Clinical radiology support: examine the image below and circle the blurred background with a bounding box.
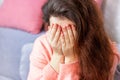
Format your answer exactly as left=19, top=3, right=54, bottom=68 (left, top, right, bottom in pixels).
left=0, top=0, right=120, bottom=80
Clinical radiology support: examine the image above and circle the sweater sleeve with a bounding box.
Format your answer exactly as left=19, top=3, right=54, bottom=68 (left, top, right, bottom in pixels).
left=27, top=36, right=58, bottom=80
left=58, top=61, right=80, bottom=80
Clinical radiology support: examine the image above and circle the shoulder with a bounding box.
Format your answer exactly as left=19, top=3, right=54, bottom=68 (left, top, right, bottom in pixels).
left=33, top=32, right=51, bottom=50
left=31, top=34, right=48, bottom=54
left=33, top=33, right=49, bottom=47
left=35, top=34, right=47, bottom=43
left=29, top=33, right=52, bottom=68
left=32, top=33, right=52, bottom=60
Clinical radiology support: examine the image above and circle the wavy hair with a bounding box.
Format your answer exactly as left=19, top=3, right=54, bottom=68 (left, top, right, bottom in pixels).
left=42, top=0, right=114, bottom=80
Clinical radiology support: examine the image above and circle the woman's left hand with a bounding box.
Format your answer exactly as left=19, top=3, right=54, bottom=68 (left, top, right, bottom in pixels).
left=60, top=24, right=78, bottom=63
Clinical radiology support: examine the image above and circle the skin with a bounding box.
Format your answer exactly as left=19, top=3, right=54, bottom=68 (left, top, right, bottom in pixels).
left=47, top=16, right=78, bottom=73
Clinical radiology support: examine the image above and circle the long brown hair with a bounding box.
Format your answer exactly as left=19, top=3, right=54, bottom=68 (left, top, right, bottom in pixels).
left=42, top=0, right=114, bottom=80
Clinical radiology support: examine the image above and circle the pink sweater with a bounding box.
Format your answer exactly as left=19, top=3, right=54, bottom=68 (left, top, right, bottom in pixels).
left=27, top=34, right=120, bottom=80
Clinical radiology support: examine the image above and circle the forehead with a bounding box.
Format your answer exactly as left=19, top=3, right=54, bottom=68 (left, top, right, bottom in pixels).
left=49, top=16, right=75, bottom=27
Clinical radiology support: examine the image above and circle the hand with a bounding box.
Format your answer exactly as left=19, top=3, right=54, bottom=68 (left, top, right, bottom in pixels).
left=60, top=24, right=78, bottom=63
left=47, top=24, right=64, bottom=72
left=47, top=24, right=63, bottom=55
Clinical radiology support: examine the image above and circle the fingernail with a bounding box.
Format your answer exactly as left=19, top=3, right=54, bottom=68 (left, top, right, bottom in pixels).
left=56, top=24, right=58, bottom=28
left=58, top=25, right=60, bottom=28
left=61, top=30, right=63, bottom=34
left=59, top=25, right=62, bottom=31
left=62, top=27, right=66, bottom=31
left=68, top=24, right=71, bottom=27
left=53, top=24, right=58, bottom=28
left=67, top=25, right=71, bottom=29
left=52, top=24, right=54, bottom=27
left=71, top=25, right=75, bottom=30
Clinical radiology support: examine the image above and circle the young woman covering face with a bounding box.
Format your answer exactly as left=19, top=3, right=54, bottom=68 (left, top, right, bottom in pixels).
left=27, top=0, right=120, bottom=80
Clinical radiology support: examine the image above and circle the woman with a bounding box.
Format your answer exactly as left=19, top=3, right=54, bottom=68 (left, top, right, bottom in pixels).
left=27, top=0, right=120, bottom=80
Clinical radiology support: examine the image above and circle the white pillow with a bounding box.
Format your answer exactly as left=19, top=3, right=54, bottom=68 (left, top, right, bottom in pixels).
left=103, top=0, right=120, bottom=43
left=0, top=0, right=3, bottom=6
left=20, top=43, right=33, bottom=80
left=117, top=44, right=120, bottom=53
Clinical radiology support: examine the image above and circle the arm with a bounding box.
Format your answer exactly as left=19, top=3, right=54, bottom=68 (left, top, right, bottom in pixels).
left=58, top=24, right=80, bottom=80
left=27, top=37, right=58, bottom=80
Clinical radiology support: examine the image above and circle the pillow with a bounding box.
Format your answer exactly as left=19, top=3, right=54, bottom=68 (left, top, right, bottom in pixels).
left=0, top=0, right=47, bottom=34
left=103, top=0, right=120, bottom=43
left=114, top=64, right=120, bottom=80
left=20, top=43, right=33, bottom=80
left=0, top=0, right=3, bottom=6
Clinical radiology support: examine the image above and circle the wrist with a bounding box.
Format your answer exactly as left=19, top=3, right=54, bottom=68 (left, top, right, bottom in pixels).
left=51, top=54, right=65, bottom=65
left=50, top=54, right=65, bottom=73
left=65, top=55, right=78, bottom=64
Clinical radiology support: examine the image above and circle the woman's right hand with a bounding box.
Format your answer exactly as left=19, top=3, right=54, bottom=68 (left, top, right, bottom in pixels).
left=47, top=24, right=63, bottom=55
left=47, top=24, right=65, bottom=73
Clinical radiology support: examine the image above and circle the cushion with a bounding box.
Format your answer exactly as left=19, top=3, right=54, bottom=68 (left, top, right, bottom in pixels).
left=0, top=76, right=13, bottom=80
left=20, top=43, right=33, bottom=80
left=114, top=64, right=120, bottom=80
left=0, top=0, right=3, bottom=6
left=0, top=0, right=47, bottom=34
left=103, top=0, right=120, bottom=43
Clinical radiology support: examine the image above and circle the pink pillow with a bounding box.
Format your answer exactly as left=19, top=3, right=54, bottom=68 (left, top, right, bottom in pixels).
left=0, top=0, right=47, bottom=34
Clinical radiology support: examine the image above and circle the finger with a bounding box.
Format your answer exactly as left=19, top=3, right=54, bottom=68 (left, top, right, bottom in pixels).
left=53, top=25, right=61, bottom=43
left=60, top=32, right=66, bottom=48
left=46, top=26, right=51, bottom=43
left=71, top=25, right=77, bottom=40
left=47, top=25, right=52, bottom=38
left=62, top=26, right=70, bottom=44
left=50, top=24, right=58, bottom=41
left=47, top=26, right=51, bottom=33
left=67, top=25, right=74, bottom=44
left=57, top=38, right=62, bottom=49
left=48, top=24, right=53, bottom=32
